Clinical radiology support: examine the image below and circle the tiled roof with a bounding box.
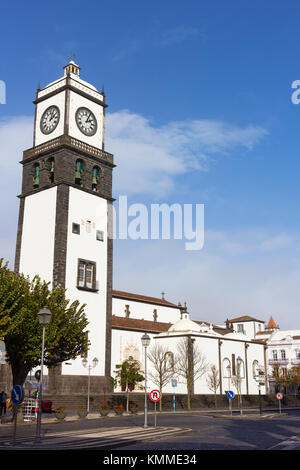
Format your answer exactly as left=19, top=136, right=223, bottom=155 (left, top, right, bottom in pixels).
left=266, top=316, right=279, bottom=330
left=112, top=290, right=179, bottom=308
left=111, top=315, right=171, bottom=333
left=228, top=315, right=265, bottom=323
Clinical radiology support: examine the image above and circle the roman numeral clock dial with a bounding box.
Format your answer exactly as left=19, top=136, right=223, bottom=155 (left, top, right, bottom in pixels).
left=76, top=107, right=97, bottom=136
left=40, top=105, right=60, bottom=134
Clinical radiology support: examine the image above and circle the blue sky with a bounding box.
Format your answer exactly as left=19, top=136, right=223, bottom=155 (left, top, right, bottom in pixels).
left=1, top=0, right=300, bottom=328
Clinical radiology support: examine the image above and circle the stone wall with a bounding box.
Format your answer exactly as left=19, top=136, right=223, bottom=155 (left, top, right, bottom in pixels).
left=41, top=392, right=300, bottom=413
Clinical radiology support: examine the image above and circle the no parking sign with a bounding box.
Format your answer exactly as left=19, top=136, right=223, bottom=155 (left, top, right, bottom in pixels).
left=150, top=390, right=161, bottom=427
left=150, top=389, right=161, bottom=402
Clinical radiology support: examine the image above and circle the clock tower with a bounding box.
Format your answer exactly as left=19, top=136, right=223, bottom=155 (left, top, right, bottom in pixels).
left=14, top=61, right=114, bottom=391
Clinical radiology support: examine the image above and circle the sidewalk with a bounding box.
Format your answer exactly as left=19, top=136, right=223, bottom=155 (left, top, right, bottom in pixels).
left=1, top=404, right=299, bottom=426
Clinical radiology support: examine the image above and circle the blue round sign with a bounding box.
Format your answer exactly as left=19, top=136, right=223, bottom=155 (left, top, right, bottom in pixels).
left=226, top=390, right=235, bottom=399
left=11, top=385, right=24, bottom=405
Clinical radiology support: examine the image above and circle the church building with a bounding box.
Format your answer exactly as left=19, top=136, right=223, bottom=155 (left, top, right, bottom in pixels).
left=6, top=62, right=272, bottom=397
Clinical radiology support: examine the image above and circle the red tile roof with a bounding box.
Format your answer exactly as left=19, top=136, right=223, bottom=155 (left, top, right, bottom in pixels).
left=111, top=315, right=171, bottom=333
left=266, top=316, right=279, bottom=330
left=228, top=315, right=265, bottom=323
left=112, top=290, right=179, bottom=308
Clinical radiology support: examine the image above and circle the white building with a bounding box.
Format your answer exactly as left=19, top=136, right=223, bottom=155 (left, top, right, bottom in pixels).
left=8, top=61, right=277, bottom=398
left=111, top=295, right=267, bottom=396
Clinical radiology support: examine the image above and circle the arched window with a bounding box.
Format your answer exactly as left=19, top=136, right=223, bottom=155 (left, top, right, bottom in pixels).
left=236, top=358, right=245, bottom=378
left=222, top=358, right=231, bottom=378
left=164, top=351, right=174, bottom=371
left=252, top=360, right=259, bottom=378
left=33, top=163, right=40, bottom=188
left=75, top=159, right=84, bottom=185
left=92, top=166, right=100, bottom=191
left=48, top=157, right=55, bottom=183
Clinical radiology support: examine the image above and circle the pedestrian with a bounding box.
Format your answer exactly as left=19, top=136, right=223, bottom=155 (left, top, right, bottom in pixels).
left=0, top=391, right=8, bottom=416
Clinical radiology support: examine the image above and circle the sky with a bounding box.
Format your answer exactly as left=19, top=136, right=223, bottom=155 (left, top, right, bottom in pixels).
left=1, top=0, right=300, bottom=329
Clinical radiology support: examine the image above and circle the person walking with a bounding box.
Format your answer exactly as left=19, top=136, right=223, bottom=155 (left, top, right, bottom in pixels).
left=0, top=391, right=8, bottom=416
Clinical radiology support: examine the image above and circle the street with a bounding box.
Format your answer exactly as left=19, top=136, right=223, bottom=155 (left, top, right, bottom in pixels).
left=1, top=409, right=300, bottom=451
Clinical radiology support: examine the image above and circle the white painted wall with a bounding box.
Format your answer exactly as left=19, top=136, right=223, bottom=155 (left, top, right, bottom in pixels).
left=35, top=91, right=66, bottom=146
left=68, top=89, right=104, bottom=148
left=63, top=187, right=108, bottom=377
left=111, top=327, right=266, bottom=395
left=112, top=297, right=181, bottom=324
left=232, top=321, right=265, bottom=339
left=19, top=187, right=57, bottom=285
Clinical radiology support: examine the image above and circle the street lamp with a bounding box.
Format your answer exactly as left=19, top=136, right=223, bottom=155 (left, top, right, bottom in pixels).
left=35, top=307, right=52, bottom=443
left=82, top=357, right=99, bottom=413
left=141, top=333, right=151, bottom=428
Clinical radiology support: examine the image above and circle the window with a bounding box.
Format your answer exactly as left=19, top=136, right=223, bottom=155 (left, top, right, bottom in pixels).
left=164, top=352, right=174, bottom=370
left=237, top=324, right=245, bottom=334
left=77, top=259, right=97, bottom=291
left=296, top=349, right=300, bottom=359
left=33, top=163, right=40, bottom=188
left=281, top=350, right=286, bottom=360
left=72, top=223, right=80, bottom=235
left=258, top=324, right=262, bottom=331
left=75, top=159, right=84, bottom=185
left=272, top=350, right=278, bottom=360
left=236, top=358, right=245, bottom=378
left=96, top=230, right=104, bottom=241
left=252, top=360, right=259, bottom=378
left=223, top=358, right=231, bottom=378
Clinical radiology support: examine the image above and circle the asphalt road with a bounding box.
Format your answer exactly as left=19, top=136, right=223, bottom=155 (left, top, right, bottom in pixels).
left=116, top=410, right=300, bottom=450
left=1, top=409, right=300, bottom=451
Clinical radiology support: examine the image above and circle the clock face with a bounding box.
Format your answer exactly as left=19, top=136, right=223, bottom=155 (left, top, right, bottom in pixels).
left=76, top=107, right=97, bottom=136
left=40, top=106, right=60, bottom=134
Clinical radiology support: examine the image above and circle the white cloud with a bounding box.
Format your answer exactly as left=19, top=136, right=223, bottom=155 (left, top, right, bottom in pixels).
left=0, top=116, right=33, bottom=267
left=159, top=26, right=203, bottom=46
left=106, top=110, right=267, bottom=197
left=114, top=229, right=300, bottom=330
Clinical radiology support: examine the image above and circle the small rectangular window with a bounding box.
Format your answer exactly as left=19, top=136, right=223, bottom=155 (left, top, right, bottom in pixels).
left=96, top=230, right=104, bottom=241
left=72, top=223, right=80, bottom=235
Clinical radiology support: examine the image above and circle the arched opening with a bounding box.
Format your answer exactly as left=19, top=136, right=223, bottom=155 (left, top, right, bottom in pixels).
left=33, top=163, right=40, bottom=188
left=92, top=166, right=100, bottom=191
left=75, top=159, right=84, bottom=185
left=48, top=157, right=55, bottom=183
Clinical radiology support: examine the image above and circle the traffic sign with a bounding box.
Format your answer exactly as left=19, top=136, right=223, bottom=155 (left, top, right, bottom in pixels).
left=171, top=379, right=178, bottom=388
left=276, top=392, right=283, bottom=400
left=150, top=389, right=161, bottom=402
left=11, top=385, right=24, bottom=405
left=226, top=390, right=235, bottom=399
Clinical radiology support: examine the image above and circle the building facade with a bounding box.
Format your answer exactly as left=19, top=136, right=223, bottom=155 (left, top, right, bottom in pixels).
left=2, top=62, right=294, bottom=398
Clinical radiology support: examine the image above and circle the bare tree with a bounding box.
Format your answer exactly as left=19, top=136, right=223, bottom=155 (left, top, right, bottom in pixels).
left=147, top=343, right=175, bottom=411
left=206, top=364, right=220, bottom=408
left=231, top=359, right=243, bottom=414
left=175, top=337, right=208, bottom=409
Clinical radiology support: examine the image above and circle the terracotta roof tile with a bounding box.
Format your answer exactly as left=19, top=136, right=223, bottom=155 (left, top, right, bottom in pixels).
left=266, top=316, right=279, bottom=330
left=111, top=315, right=171, bottom=333
left=228, top=315, right=265, bottom=323
left=112, top=290, right=179, bottom=308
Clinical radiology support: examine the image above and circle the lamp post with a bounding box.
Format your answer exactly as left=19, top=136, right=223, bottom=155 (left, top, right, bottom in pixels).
left=82, top=357, right=99, bottom=413
left=141, top=333, right=151, bottom=428
left=35, top=307, right=52, bottom=443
